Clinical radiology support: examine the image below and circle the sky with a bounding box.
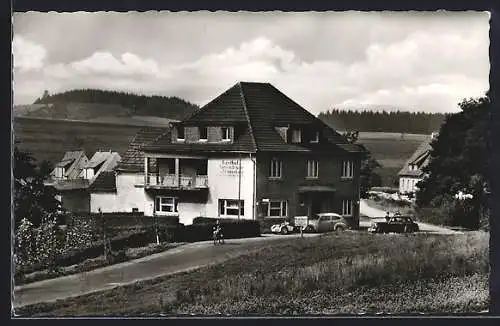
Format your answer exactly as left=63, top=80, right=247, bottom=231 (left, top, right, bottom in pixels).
left=12, top=11, right=490, bottom=114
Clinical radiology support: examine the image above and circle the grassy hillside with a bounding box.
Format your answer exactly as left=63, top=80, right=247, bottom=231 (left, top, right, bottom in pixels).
left=13, top=117, right=423, bottom=187
left=16, top=231, right=488, bottom=316
left=27, top=89, right=199, bottom=121
left=13, top=117, right=149, bottom=165
left=357, top=132, right=427, bottom=187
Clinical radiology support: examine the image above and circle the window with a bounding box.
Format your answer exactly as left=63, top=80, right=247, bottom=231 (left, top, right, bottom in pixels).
left=306, top=160, right=319, bottom=179
left=221, top=127, right=233, bottom=141
left=155, top=196, right=177, bottom=214
left=262, top=200, right=287, bottom=217
left=55, top=167, right=64, bottom=178
left=342, top=200, right=353, bottom=216
left=270, top=159, right=282, bottom=178
left=177, top=127, right=185, bottom=141
left=292, top=129, right=302, bottom=143
left=342, top=160, right=354, bottom=179
left=310, top=131, right=320, bottom=143
left=199, top=127, right=208, bottom=141
left=219, top=199, right=244, bottom=216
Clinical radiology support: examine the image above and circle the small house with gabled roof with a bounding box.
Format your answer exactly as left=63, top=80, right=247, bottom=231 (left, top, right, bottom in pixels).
left=46, top=150, right=121, bottom=213
left=398, top=132, right=438, bottom=194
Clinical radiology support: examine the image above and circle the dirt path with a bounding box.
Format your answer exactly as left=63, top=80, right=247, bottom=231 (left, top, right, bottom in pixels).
left=13, top=233, right=318, bottom=308
left=359, top=199, right=462, bottom=235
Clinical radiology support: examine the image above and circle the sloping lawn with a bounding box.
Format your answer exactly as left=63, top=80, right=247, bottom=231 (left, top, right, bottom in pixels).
left=16, top=231, right=488, bottom=316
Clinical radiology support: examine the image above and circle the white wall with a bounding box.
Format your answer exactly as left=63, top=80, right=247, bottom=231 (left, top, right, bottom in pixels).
left=205, top=157, right=255, bottom=220
left=90, top=193, right=117, bottom=213
left=399, top=177, right=421, bottom=194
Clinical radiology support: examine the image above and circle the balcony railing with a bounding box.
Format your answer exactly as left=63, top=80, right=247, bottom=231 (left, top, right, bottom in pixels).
left=141, top=173, right=208, bottom=189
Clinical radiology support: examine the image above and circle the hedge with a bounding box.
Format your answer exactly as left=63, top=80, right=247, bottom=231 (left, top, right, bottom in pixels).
left=174, top=219, right=260, bottom=242
left=65, top=213, right=179, bottom=229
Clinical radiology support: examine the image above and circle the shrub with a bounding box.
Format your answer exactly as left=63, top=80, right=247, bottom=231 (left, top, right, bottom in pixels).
left=176, top=220, right=260, bottom=242
left=15, top=218, right=36, bottom=270
left=33, top=215, right=61, bottom=271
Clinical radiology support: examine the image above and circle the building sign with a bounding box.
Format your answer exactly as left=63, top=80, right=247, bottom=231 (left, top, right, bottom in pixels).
left=219, top=159, right=244, bottom=176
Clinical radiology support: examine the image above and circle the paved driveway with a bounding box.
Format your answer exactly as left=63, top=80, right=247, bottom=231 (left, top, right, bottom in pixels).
left=13, top=233, right=317, bottom=308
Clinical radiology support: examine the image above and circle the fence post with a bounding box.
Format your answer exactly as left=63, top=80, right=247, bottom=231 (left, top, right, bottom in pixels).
left=100, top=208, right=107, bottom=261
left=154, top=214, right=160, bottom=245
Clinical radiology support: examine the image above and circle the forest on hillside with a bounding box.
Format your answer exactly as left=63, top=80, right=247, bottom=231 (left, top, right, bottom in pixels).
left=318, top=109, right=447, bottom=134
left=34, top=89, right=199, bottom=120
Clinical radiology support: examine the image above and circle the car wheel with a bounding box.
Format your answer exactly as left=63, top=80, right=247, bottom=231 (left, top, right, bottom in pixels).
left=281, top=227, right=289, bottom=235
left=304, top=225, right=314, bottom=233
left=335, top=225, right=346, bottom=232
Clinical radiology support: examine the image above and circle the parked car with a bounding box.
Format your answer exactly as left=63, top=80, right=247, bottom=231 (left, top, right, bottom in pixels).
left=294, top=213, right=349, bottom=233
left=368, top=215, right=419, bottom=233
left=270, top=220, right=296, bottom=235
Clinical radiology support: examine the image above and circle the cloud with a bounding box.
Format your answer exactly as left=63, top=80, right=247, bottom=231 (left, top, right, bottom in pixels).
left=13, top=29, right=489, bottom=114
left=12, top=35, right=47, bottom=72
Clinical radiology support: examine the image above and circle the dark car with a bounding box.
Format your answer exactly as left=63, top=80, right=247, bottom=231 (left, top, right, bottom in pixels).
left=368, top=215, right=419, bottom=233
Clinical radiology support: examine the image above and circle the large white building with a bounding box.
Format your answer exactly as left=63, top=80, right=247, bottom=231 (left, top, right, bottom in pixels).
left=109, top=82, right=364, bottom=226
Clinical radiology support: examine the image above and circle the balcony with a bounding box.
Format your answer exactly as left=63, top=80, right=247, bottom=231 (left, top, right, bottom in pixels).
left=143, top=173, right=208, bottom=190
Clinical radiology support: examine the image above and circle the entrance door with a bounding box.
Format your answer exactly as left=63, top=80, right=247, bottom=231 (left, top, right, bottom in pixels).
left=310, top=196, right=322, bottom=217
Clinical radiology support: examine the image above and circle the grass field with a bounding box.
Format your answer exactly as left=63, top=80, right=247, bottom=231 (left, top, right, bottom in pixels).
left=14, top=117, right=426, bottom=187
left=16, top=231, right=488, bottom=316
left=357, top=132, right=428, bottom=187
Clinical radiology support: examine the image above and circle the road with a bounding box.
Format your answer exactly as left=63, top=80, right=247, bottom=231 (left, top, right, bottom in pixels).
left=359, top=199, right=462, bottom=235
left=13, top=233, right=318, bottom=308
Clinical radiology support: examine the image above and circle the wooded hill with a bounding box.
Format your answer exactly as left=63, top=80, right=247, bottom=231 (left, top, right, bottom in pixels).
left=33, top=89, right=199, bottom=121
left=318, top=109, right=447, bottom=134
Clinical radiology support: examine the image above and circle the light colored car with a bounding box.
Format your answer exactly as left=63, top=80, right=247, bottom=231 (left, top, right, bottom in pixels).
left=294, top=213, right=348, bottom=233
left=270, top=221, right=295, bottom=235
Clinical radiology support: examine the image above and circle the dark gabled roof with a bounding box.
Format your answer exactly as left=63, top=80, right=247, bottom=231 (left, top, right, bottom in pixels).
left=144, top=82, right=364, bottom=154
left=89, top=171, right=116, bottom=192
left=398, top=135, right=434, bottom=177
left=179, top=84, right=249, bottom=124
left=84, top=151, right=112, bottom=168
left=116, top=127, right=169, bottom=172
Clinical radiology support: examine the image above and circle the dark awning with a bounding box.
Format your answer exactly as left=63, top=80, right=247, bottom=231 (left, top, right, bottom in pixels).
left=298, top=185, right=336, bottom=193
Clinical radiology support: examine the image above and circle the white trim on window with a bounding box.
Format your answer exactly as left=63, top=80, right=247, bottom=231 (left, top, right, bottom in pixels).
left=262, top=200, right=288, bottom=217
left=155, top=196, right=178, bottom=215
left=221, top=126, right=233, bottom=142
left=199, top=126, right=208, bottom=142
left=219, top=199, right=244, bottom=217
left=270, top=159, right=283, bottom=179
left=342, top=199, right=353, bottom=216
left=310, top=131, right=320, bottom=143
left=306, top=160, right=319, bottom=179
left=292, top=129, right=302, bottom=143
left=342, top=160, right=354, bottom=179
left=176, top=127, right=185, bottom=142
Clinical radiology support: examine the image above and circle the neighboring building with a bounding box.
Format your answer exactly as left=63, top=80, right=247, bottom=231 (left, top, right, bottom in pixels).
left=107, top=127, right=170, bottom=214
left=119, top=82, right=365, bottom=226
left=46, top=150, right=122, bottom=213
left=398, top=132, right=438, bottom=194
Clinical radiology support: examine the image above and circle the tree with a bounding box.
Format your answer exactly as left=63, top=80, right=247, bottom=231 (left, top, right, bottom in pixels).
left=416, top=95, right=491, bottom=229
left=343, top=131, right=382, bottom=198
left=13, top=147, right=61, bottom=228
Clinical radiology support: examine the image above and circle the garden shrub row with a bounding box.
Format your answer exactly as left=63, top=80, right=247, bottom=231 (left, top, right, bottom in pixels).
left=174, top=219, right=260, bottom=242
left=65, top=213, right=179, bottom=229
